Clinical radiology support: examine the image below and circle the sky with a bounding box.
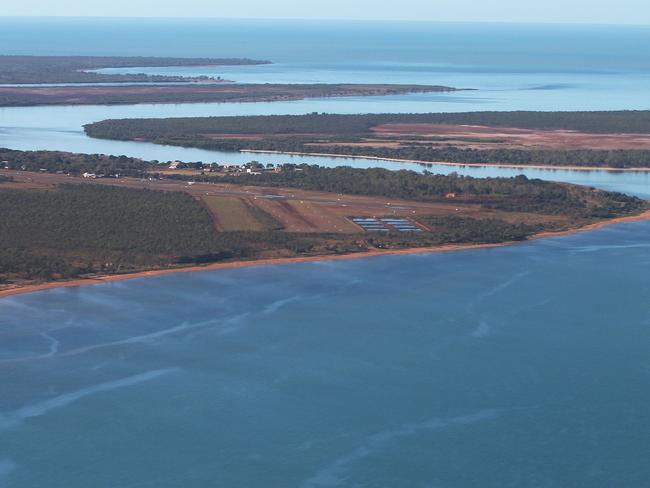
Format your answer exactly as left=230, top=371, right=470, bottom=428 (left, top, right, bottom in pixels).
left=2, top=0, right=650, bottom=25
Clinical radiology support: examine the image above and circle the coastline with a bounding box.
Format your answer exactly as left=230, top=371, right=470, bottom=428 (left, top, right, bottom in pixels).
left=241, top=149, right=650, bottom=173
left=2, top=209, right=650, bottom=300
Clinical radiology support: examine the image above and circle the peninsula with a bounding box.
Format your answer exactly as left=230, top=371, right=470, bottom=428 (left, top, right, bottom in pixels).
left=0, top=83, right=459, bottom=107
left=1, top=148, right=647, bottom=296
left=0, top=55, right=270, bottom=84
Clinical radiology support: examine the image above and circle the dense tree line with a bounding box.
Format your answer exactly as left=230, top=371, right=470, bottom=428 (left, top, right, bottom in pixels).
left=0, top=56, right=270, bottom=84
left=0, top=184, right=218, bottom=256
left=180, top=138, right=650, bottom=168
left=420, top=216, right=538, bottom=243
left=86, top=111, right=650, bottom=137
left=299, top=145, right=650, bottom=169
left=0, top=148, right=149, bottom=176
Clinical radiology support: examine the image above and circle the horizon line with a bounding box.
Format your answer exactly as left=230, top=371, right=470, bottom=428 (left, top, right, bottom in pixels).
left=1, top=16, right=649, bottom=27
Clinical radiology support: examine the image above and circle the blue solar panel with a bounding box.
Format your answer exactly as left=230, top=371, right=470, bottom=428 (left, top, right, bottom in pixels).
left=352, top=216, right=425, bottom=233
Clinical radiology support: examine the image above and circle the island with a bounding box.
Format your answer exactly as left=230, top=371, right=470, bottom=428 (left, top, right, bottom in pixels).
left=1, top=148, right=648, bottom=296
left=84, top=111, right=650, bottom=169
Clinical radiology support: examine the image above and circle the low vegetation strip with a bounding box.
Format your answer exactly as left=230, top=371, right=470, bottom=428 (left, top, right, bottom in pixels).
left=302, top=146, right=650, bottom=169
left=84, top=112, right=650, bottom=168
left=0, top=148, right=149, bottom=176
left=85, top=111, right=650, bottom=136
left=0, top=55, right=270, bottom=84
left=0, top=84, right=455, bottom=107
left=420, top=216, right=537, bottom=243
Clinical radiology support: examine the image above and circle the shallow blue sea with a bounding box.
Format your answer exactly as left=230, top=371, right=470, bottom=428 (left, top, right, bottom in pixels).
left=1, top=18, right=650, bottom=487
left=2, top=221, right=650, bottom=487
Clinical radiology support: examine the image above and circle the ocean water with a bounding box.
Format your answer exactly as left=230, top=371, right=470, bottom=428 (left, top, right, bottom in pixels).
left=2, top=18, right=650, bottom=111
left=2, top=18, right=650, bottom=488
left=2, top=221, right=650, bottom=487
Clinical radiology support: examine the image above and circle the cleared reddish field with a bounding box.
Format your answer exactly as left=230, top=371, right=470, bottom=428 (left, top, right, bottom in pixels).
left=371, top=123, right=650, bottom=150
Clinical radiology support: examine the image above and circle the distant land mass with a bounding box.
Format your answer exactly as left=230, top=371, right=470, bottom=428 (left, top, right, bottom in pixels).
left=84, top=111, right=650, bottom=169
left=0, top=84, right=459, bottom=107
left=0, top=55, right=271, bottom=84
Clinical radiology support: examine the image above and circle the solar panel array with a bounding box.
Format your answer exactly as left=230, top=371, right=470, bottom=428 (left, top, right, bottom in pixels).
left=381, top=218, right=422, bottom=232
left=351, top=217, right=422, bottom=233
left=351, top=217, right=389, bottom=232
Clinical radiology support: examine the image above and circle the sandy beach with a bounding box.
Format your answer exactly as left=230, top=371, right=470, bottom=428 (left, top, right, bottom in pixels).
left=2, top=209, right=649, bottom=300
left=241, top=149, right=650, bottom=173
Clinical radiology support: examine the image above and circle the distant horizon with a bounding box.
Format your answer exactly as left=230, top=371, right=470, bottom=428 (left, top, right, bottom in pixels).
left=2, top=0, right=649, bottom=26
left=1, top=16, right=650, bottom=28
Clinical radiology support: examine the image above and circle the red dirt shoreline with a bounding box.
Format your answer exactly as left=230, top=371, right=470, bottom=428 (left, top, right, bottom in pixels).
left=2, top=209, right=650, bottom=300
